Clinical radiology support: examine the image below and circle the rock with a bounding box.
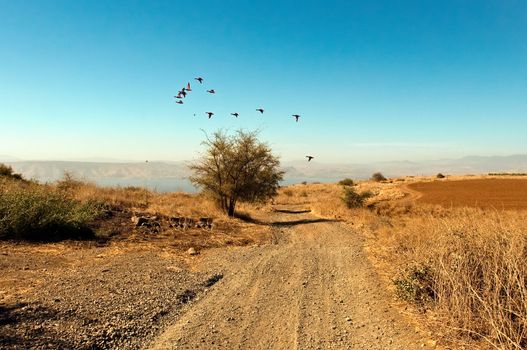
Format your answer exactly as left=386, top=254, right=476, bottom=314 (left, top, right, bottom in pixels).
left=187, top=247, right=198, bottom=256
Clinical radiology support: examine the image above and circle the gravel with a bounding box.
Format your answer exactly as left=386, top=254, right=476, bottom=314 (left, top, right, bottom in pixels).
left=0, top=249, right=220, bottom=350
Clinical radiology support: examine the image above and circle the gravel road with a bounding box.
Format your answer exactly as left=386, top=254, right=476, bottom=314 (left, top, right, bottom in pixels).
left=149, top=208, right=429, bottom=349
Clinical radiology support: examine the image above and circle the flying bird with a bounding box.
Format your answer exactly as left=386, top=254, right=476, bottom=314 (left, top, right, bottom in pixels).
left=231, top=112, right=239, bottom=118
left=186, top=82, right=192, bottom=91
left=179, top=90, right=187, bottom=98
left=207, top=89, right=216, bottom=94
left=174, top=93, right=182, bottom=99
left=256, top=108, right=264, bottom=114
left=206, top=112, right=214, bottom=119
left=293, top=114, right=301, bottom=122
left=175, top=100, right=183, bottom=104
left=306, top=156, right=314, bottom=162
left=195, top=77, right=204, bottom=84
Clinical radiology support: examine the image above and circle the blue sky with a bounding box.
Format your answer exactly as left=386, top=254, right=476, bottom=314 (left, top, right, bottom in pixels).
left=1, top=0, right=526, bottom=163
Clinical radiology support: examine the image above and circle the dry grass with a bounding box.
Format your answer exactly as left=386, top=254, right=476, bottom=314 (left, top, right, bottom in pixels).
left=55, top=177, right=223, bottom=219
left=278, top=178, right=527, bottom=349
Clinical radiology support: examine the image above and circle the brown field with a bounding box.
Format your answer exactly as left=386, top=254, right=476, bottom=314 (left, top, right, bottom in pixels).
left=408, top=178, right=527, bottom=210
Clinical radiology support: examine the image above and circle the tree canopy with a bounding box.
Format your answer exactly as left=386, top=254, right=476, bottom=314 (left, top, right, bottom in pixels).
left=190, top=130, right=284, bottom=216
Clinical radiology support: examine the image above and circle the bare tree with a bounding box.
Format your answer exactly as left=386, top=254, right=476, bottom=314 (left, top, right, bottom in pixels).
left=190, top=130, right=284, bottom=216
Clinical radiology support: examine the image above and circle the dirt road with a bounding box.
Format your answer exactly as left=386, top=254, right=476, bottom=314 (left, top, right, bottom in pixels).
left=148, top=208, right=428, bottom=350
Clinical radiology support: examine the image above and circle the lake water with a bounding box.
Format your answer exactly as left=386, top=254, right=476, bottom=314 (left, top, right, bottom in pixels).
left=93, top=177, right=341, bottom=193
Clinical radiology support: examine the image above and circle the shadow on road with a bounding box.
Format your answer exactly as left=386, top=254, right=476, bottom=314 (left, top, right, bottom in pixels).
left=234, top=212, right=339, bottom=227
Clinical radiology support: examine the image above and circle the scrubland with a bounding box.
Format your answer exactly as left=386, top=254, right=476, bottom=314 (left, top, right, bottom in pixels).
left=2, top=170, right=527, bottom=349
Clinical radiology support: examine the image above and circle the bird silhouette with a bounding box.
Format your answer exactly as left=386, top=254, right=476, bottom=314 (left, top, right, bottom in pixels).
left=306, top=156, right=314, bottom=162
left=293, top=114, right=301, bottom=122
left=207, top=89, right=216, bottom=94
left=174, top=93, right=182, bottom=99
left=256, top=108, right=264, bottom=114
left=186, top=82, right=192, bottom=91
left=180, top=90, right=187, bottom=98
left=175, top=100, right=183, bottom=104
left=231, top=112, right=239, bottom=118
left=206, top=112, right=214, bottom=119
left=195, top=77, right=204, bottom=84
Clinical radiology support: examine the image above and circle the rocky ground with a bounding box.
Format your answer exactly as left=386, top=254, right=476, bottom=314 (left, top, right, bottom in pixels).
left=0, top=244, right=227, bottom=349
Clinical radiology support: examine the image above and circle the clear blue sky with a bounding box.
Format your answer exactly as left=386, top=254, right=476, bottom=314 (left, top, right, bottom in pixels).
left=1, top=0, right=526, bottom=163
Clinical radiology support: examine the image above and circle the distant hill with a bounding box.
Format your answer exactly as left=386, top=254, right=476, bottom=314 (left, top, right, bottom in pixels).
left=4, top=155, right=527, bottom=190
left=5, top=161, right=191, bottom=183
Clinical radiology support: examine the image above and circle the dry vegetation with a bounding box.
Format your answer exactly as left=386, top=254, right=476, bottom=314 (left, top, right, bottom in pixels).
left=276, top=177, right=527, bottom=349
left=0, top=174, right=271, bottom=250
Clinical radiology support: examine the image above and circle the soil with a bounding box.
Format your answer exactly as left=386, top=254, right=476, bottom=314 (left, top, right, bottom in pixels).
left=1, top=206, right=434, bottom=349
left=407, top=178, right=527, bottom=210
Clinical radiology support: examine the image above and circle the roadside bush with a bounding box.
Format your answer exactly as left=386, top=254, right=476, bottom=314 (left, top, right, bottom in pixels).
left=394, top=264, right=436, bottom=305
left=0, top=185, right=100, bottom=241
left=436, top=173, right=445, bottom=179
left=342, top=187, right=373, bottom=208
left=338, top=178, right=354, bottom=186
left=371, top=172, right=386, bottom=182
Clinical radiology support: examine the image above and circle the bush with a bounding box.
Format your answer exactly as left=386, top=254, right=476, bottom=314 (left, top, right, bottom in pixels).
left=0, top=185, right=100, bottom=241
left=394, top=264, right=436, bottom=305
left=0, top=163, right=24, bottom=181
left=56, top=171, right=85, bottom=192
left=338, top=178, right=354, bottom=186
left=342, top=187, right=373, bottom=208
left=371, top=172, right=387, bottom=182
left=436, top=173, right=445, bottom=179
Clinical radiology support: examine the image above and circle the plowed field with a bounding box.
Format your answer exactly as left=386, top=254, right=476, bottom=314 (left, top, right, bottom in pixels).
left=408, top=178, right=527, bottom=210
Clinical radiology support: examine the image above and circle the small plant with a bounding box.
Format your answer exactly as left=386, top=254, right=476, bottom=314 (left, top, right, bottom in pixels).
left=436, top=173, right=445, bottom=179
left=394, top=264, right=436, bottom=305
left=301, top=181, right=307, bottom=185
left=342, top=187, right=373, bottom=208
left=338, top=178, right=354, bottom=186
left=371, top=172, right=387, bottom=182
left=56, top=172, right=85, bottom=192
left=300, top=191, right=308, bottom=197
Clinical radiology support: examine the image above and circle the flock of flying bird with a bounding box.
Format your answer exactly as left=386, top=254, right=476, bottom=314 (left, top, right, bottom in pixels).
left=174, top=77, right=315, bottom=162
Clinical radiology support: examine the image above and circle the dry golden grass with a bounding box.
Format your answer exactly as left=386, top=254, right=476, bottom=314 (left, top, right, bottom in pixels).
left=278, top=178, right=527, bottom=349
left=55, top=177, right=223, bottom=219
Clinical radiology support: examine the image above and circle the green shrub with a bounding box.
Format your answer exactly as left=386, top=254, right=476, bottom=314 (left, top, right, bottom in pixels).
left=338, top=178, right=354, bottom=186
left=0, top=186, right=100, bottom=241
left=342, top=187, right=374, bottom=208
left=371, top=172, right=387, bottom=182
